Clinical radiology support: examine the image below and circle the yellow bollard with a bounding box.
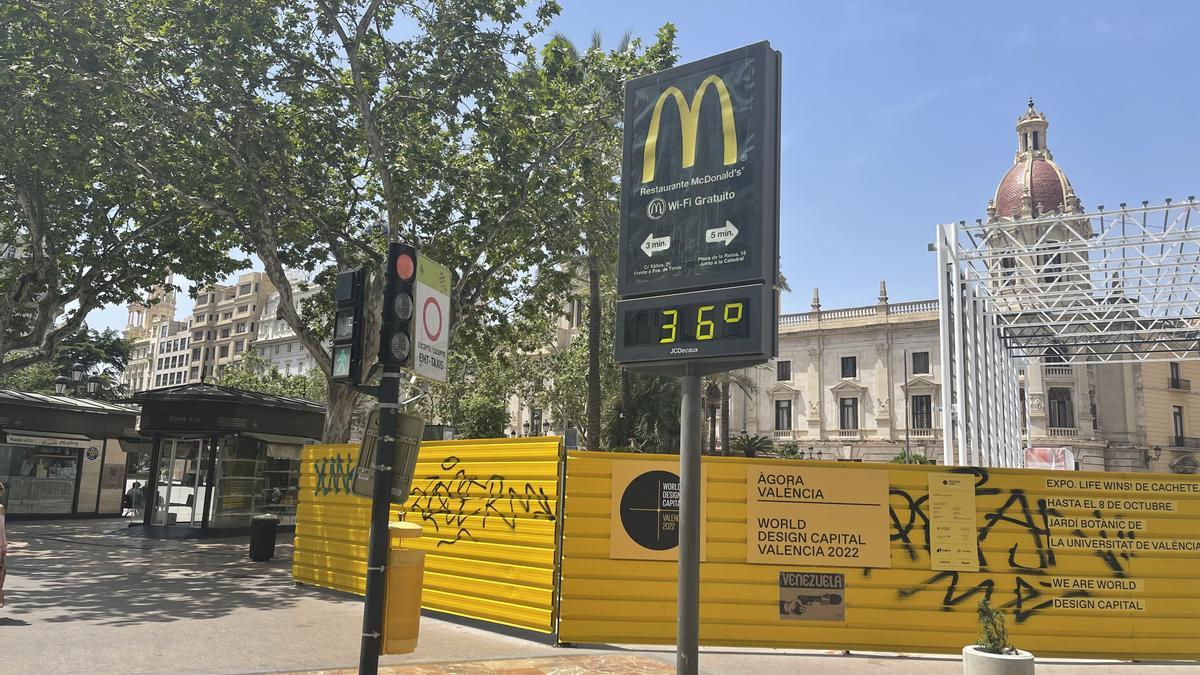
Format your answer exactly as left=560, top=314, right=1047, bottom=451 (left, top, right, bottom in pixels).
left=381, top=521, right=424, bottom=655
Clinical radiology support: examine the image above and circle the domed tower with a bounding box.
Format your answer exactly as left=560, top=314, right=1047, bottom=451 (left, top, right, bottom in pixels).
left=988, top=98, right=1083, bottom=222
left=987, top=100, right=1091, bottom=311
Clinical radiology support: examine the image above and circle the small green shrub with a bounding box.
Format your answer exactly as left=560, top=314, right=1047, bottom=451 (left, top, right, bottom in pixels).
left=778, top=441, right=800, bottom=458
left=976, top=597, right=1014, bottom=654
left=889, top=451, right=935, bottom=464
left=730, top=433, right=774, bottom=458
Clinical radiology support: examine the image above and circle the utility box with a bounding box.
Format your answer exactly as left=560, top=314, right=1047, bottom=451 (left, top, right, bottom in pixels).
left=381, top=521, right=425, bottom=655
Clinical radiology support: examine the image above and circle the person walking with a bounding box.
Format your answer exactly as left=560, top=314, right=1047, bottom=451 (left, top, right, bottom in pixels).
left=0, top=481, right=8, bottom=607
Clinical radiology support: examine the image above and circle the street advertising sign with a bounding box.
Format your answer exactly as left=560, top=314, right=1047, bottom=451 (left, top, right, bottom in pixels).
left=412, top=255, right=451, bottom=383
left=615, top=41, right=781, bottom=375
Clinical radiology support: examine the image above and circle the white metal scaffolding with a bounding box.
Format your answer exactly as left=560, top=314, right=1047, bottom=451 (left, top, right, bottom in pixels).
left=937, top=198, right=1200, bottom=467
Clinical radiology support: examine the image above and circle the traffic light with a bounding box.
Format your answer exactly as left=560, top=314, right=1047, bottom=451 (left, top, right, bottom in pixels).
left=380, top=242, right=417, bottom=369
left=331, top=267, right=367, bottom=384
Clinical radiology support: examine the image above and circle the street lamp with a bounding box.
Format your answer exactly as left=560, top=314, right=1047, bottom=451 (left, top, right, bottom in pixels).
left=542, top=421, right=551, bottom=435
left=55, top=366, right=104, bottom=397
left=1146, top=445, right=1162, bottom=468
left=522, top=421, right=531, bottom=436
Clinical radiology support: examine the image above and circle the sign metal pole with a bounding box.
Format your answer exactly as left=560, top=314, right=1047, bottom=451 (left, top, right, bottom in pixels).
left=358, top=367, right=400, bottom=673
left=677, top=373, right=702, bottom=674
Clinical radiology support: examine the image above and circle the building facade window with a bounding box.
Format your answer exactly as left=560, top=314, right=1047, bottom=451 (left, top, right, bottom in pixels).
left=911, top=395, right=932, bottom=429
left=774, top=399, right=792, bottom=431
left=1174, top=406, right=1185, bottom=444
left=220, top=328, right=231, bottom=338
left=839, top=398, right=859, bottom=430
left=1170, top=362, right=1183, bottom=388
left=912, top=351, right=930, bottom=375
left=219, top=345, right=229, bottom=358
left=1048, top=388, right=1074, bottom=428
left=776, top=360, right=791, bottom=381
left=236, top=323, right=246, bottom=333
left=841, top=356, right=857, bottom=378
left=234, top=340, right=244, bottom=355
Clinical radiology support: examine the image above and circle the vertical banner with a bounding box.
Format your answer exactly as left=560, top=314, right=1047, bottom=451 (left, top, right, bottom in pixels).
left=927, top=472, right=980, bottom=571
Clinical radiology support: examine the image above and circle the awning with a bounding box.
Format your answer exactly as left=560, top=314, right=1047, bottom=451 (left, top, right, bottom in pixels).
left=244, top=431, right=314, bottom=461
left=2, top=429, right=95, bottom=449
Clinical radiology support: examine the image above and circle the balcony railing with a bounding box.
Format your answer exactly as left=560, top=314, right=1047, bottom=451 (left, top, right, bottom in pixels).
left=778, top=299, right=938, bottom=327
left=1047, top=427, right=1079, bottom=437
left=1169, top=378, right=1191, bottom=391
left=1044, top=366, right=1074, bottom=378
left=908, top=428, right=936, bottom=439
left=1173, top=436, right=1200, bottom=449
left=836, top=429, right=860, bottom=440
left=773, top=430, right=795, bottom=441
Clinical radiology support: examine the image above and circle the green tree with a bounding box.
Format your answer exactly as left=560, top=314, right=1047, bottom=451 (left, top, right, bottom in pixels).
left=0, top=2, right=242, bottom=375
left=434, top=352, right=523, bottom=439
left=539, top=28, right=676, bottom=450
left=0, top=324, right=131, bottom=399
left=216, top=348, right=327, bottom=402
left=108, top=0, right=675, bottom=442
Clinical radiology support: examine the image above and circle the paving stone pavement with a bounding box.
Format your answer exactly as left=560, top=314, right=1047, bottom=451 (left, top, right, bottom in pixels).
left=2, top=519, right=1197, bottom=674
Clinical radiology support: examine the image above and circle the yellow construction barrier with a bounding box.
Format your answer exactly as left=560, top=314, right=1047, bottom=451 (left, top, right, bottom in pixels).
left=557, top=451, right=1200, bottom=660
left=293, top=437, right=563, bottom=634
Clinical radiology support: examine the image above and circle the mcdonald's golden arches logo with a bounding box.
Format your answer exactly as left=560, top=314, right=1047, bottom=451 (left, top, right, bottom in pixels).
left=641, top=74, right=737, bottom=184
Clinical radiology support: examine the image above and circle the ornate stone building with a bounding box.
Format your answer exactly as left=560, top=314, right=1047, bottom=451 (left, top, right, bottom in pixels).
left=728, top=102, right=1198, bottom=472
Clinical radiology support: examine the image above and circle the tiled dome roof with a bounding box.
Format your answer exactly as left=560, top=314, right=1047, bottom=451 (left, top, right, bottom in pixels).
left=993, top=157, right=1071, bottom=219
left=988, top=101, right=1081, bottom=221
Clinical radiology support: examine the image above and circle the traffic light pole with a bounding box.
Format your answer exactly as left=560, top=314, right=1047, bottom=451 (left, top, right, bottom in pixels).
left=358, top=364, right=401, bottom=673
left=677, top=373, right=702, bottom=675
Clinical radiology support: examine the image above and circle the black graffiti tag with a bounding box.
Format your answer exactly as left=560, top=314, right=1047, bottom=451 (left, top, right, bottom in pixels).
left=404, top=455, right=556, bottom=547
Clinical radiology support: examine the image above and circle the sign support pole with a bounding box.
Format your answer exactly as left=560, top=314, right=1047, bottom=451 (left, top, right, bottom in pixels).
left=677, top=373, right=702, bottom=675
left=359, top=366, right=400, bottom=673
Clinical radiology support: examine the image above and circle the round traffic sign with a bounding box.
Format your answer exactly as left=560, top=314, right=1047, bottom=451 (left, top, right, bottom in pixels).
left=422, top=296, right=443, bottom=342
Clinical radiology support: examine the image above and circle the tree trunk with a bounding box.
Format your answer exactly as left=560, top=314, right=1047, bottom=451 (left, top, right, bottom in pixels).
left=323, top=382, right=359, bottom=443
left=586, top=251, right=602, bottom=451
left=700, top=401, right=710, bottom=454
left=614, top=366, right=631, bottom=448
left=720, top=381, right=731, bottom=457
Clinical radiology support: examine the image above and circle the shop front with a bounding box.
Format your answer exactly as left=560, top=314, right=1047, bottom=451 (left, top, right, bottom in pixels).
left=0, top=389, right=138, bottom=519
left=130, top=383, right=324, bottom=535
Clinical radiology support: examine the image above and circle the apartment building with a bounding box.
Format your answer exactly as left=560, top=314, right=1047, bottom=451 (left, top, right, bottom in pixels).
left=255, top=285, right=321, bottom=376
left=122, top=286, right=179, bottom=394
left=187, top=272, right=276, bottom=382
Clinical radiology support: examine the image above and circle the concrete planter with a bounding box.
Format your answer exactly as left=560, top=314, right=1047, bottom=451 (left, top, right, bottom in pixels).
left=962, top=645, right=1035, bottom=675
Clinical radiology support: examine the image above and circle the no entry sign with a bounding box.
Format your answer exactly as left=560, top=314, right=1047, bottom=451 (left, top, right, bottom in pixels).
left=413, top=255, right=451, bottom=383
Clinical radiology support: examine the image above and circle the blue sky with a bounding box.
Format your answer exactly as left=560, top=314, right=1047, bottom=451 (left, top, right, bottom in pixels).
left=86, top=0, right=1199, bottom=332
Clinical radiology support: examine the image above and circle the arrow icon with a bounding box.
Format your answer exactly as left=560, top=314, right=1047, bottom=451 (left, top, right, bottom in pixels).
left=641, top=232, right=671, bottom=257
left=705, top=220, right=739, bottom=246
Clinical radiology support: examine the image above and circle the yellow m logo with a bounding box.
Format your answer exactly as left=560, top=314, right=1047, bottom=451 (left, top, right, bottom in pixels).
left=641, top=74, right=738, bottom=184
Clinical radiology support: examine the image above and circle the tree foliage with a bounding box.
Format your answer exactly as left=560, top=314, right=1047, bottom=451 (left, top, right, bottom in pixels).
left=0, top=1, right=242, bottom=376
left=0, top=324, right=132, bottom=399
left=215, top=348, right=327, bottom=402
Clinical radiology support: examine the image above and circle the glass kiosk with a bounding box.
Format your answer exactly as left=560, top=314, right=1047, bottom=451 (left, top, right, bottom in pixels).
left=129, top=384, right=324, bottom=535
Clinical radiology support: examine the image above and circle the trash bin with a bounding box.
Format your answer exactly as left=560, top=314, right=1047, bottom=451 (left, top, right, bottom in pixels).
left=249, top=514, right=280, bottom=562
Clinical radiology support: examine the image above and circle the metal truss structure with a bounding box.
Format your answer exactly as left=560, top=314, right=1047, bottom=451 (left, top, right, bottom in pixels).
left=936, top=198, right=1200, bottom=467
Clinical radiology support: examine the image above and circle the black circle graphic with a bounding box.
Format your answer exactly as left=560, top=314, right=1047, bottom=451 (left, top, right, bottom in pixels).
left=619, top=470, right=681, bottom=551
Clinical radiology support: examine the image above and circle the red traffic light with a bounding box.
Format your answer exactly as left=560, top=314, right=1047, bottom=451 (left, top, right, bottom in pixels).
left=395, top=253, right=415, bottom=281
